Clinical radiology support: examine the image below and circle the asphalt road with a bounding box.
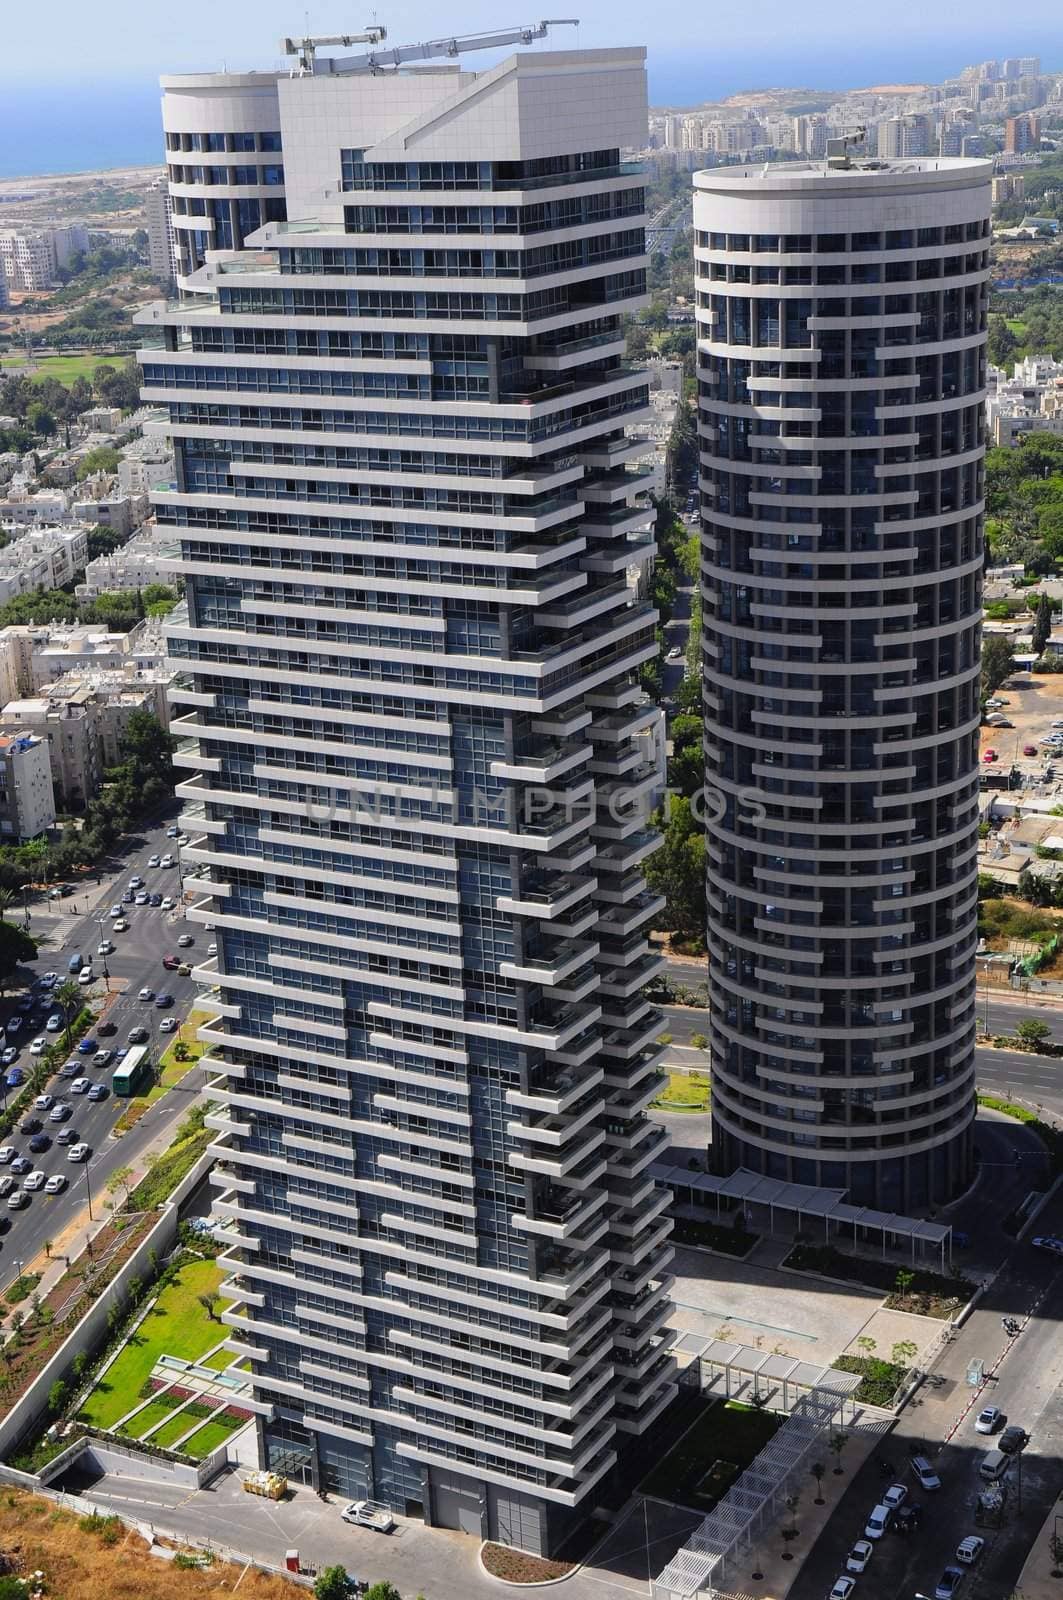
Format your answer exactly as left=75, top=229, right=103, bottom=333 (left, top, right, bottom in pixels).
left=0, top=814, right=206, bottom=1282
left=789, top=1192, right=1063, bottom=1600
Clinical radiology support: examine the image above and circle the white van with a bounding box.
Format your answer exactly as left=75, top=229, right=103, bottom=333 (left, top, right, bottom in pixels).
left=864, top=1503, right=892, bottom=1539
left=978, top=1450, right=1010, bottom=1482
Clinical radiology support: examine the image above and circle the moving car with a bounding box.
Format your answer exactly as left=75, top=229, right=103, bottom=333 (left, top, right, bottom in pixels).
left=28, top=1135, right=50, bottom=1154
left=162, top=955, right=180, bottom=971
left=19, top=1117, right=41, bottom=1135
left=975, top=1406, right=1003, bottom=1434
left=77, top=1038, right=97, bottom=1055
left=910, top=1456, right=941, bottom=1491
left=109, top=905, right=122, bottom=919
left=149, top=894, right=162, bottom=907
left=67, top=1143, right=90, bottom=1162
left=48, top=1103, right=70, bottom=1122
left=1023, top=743, right=1039, bottom=756
left=864, top=1504, right=892, bottom=1540
left=28, top=1038, right=45, bottom=1056
left=0, top=1048, right=15, bottom=1066
left=22, top=1170, right=45, bottom=1191
left=58, top=1058, right=79, bottom=1077
left=167, top=825, right=179, bottom=837
left=159, top=1017, right=178, bottom=1034
left=5, top=1017, right=21, bottom=1035
left=87, top=1084, right=108, bottom=1102
left=112, top=919, right=129, bottom=933
left=1031, top=1234, right=1063, bottom=1257
left=128, top=1027, right=149, bottom=1045
left=0, top=1148, right=13, bottom=1165
left=138, top=988, right=155, bottom=1003
left=97, top=940, right=114, bottom=956
left=67, top=954, right=83, bottom=973
left=161, top=854, right=175, bottom=868
left=77, top=967, right=94, bottom=986
left=56, top=1128, right=78, bottom=1146
left=0, top=1178, right=13, bottom=1199
left=92, top=1050, right=113, bottom=1069
left=998, top=1425, right=1029, bottom=1455
left=10, top=1155, right=31, bottom=1175
left=148, top=854, right=160, bottom=868
left=155, top=992, right=174, bottom=1009
left=177, top=934, right=193, bottom=948
left=128, top=876, right=143, bottom=889
left=934, top=1565, right=965, bottom=1599
left=956, top=1536, right=984, bottom=1566
left=845, top=1540, right=873, bottom=1574
left=134, top=892, right=149, bottom=905
left=5, top=1069, right=23, bottom=1089
left=7, top=1191, right=28, bottom=1209
left=981, top=748, right=998, bottom=763
left=44, top=1174, right=67, bottom=1194
left=978, top=1450, right=1010, bottom=1482
left=161, top=896, right=176, bottom=910
left=121, top=890, right=135, bottom=904
left=70, top=1078, right=89, bottom=1095
left=97, top=1020, right=117, bottom=1037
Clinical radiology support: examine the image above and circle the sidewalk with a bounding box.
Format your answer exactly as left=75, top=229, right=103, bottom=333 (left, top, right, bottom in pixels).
left=1015, top=1494, right=1063, bottom=1599
left=0, top=1098, right=201, bottom=1331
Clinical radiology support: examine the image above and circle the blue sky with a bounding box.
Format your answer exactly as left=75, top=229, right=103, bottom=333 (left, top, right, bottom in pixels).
left=4, top=0, right=1063, bottom=101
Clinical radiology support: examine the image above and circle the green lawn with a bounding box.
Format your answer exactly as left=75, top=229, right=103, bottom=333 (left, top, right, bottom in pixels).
left=120, top=1395, right=183, bottom=1439
left=1005, top=317, right=1029, bottom=339
left=77, top=1258, right=225, bottom=1430
left=199, top=1348, right=235, bottom=1372
left=639, top=1401, right=781, bottom=1509
left=113, top=1012, right=209, bottom=1133
left=0, top=353, right=124, bottom=385
left=653, top=1069, right=710, bottom=1111
left=181, top=1415, right=245, bottom=1459
left=149, top=1411, right=203, bottom=1451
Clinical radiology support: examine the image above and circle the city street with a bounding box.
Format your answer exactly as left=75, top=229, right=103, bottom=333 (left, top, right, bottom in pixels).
left=0, top=814, right=207, bottom=1282
left=789, top=1198, right=1063, bottom=1600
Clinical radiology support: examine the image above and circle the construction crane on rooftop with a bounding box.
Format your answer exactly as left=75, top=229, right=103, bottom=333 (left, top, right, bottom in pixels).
left=281, top=19, right=579, bottom=75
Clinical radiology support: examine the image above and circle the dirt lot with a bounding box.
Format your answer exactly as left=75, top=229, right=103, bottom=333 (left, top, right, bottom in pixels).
left=981, top=670, right=1063, bottom=792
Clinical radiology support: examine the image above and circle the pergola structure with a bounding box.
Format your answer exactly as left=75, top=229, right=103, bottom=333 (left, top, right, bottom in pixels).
left=656, top=1164, right=952, bottom=1270
left=650, top=1369, right=861, bottom=1600
left=672, top=1333, right=852, bottom=1412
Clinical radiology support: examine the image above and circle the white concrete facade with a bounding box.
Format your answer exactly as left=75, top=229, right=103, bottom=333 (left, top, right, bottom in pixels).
left=0, top=731, right=55, bottom=839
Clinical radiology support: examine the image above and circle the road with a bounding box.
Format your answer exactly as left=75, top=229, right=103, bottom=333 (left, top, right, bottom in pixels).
left=789, top=1193, right=1063, bottom=1600
left=0, top=814, right=206, bottom=1282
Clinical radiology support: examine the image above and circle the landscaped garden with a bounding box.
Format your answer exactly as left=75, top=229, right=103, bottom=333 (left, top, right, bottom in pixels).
left=653, top=1068, right=710, bottom=1111
left=78, top=1257, right=226, bottom=1430
left=639, top=1399, right=781, bottom=1509
left=782, top=1242, right=972, bottom=1318
left=671, top=1214, right=758, bottom=1256
left=113, top=1010, right=210, bottom=1134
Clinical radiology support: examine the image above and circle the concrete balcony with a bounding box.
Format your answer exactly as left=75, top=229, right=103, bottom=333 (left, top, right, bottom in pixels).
left=597, top=952, right=667, bottom=999
left=506, top=1062, right=605, bottom=1115
left=501, top=938, right=599, bottom=987
left=496, top=872, right=597, bottom=920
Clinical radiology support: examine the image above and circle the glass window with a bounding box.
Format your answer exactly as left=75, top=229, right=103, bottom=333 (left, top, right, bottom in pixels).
left=260, top=132, right=283, bottom=152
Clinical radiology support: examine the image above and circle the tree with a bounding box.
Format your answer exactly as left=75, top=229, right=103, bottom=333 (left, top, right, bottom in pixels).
left=828, top=1431, right=849, bottom=1474
left=1033, top=592, right=1055, bottom=656
left=644, top=796, right=705, bottom=944
left=891, top=1340, right=918, bottom=1367
left=197, top=1292, right=222, bottom=1323
left=314, top=1567, right=354, bottom=1600
left=810, top=1461, right=825, bottom=1504
left=1016, top=1017, right=1053, bottom=1049
left=988, top=315, right=1019, bottom=369
left=855, top=1335, right=877, bottom=1357
left=105, top=1165, right=134, bottom=1206
left=0, top=920, right=37, bottom=993
left=75, top=446, right=122, bottom=482
left=893, top=1268, right=914, bottom=1303
left=365, top=1586, right=402, bottom=1600
left=47, top=1379, right=68, bottom=1416
left=53, top=979, right=82, bottom=1045
left=981, top=635, right=1015, bottom=698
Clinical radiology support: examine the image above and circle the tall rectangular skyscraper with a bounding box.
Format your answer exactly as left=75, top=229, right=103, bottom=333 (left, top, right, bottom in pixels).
left=138, top=33, right=675, bottom=1558
left=693, top=154, right=991, bottom=1211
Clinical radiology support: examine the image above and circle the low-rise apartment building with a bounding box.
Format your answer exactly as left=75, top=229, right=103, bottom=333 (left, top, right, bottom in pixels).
left=0, top=526, right=88, bottom=607
left=0, top=731, right=55, bottom=840
left=75, top=523, right=174, bottom=599
left=3, top=689, right=100, bottom=811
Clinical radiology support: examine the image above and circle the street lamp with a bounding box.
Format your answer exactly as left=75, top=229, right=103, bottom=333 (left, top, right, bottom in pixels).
left=13, top=1259, right=23, bottom=1296
left=84, top=1162, right=94, bottom=1222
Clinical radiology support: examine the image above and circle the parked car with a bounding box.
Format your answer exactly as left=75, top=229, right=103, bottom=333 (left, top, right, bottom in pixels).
left=1023, top=743, right=1039, bottom=756
left=340, top=1502, right=395, bottom=1534
left=956, top=1536, right=984, bottom=1566
left=864, top=1504, right=892, bottom=1540
left=845, top=1540, right=873, bottom=1574
left=910, top=1456, right=941, bottom=1491
left=883, top=1484, right=907, bottom=1510
left=998, top=1425, right=1029, bottom=1455
left=982, top=749, right=998, bottom=763
left=828, top=1581, right=855, bottom=1600
left=934, top=1565, right=966, bottom=1599
left=1031, top=1234, right=1063, bottom=1257
left=44, top=1174, right=67, bottom=1194
left=975, top=1406, right=1003, bottom=1435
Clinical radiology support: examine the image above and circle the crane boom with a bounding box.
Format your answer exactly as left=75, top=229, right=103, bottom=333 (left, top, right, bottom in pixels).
left=282, top=28, right=387, bottom=73
left=299, top=19, right=579, bottom=76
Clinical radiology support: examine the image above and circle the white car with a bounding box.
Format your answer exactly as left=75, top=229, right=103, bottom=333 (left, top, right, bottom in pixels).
left=28, top=1038, right=46, bottom=1055
left=339, top=1501, right=395, bottom=1533
left=161, top=896, right=176, bottom=910
left=883, top=1484, right=907, bottom=1510
left=161, top=854, right=175, bottom=868
left=138, top=987, right=155, bottom=1002
left=208, top=943, right=217, bottom=955
left=67, top=1143, right=90, bottom=1162
left=846, top=1540, right=873, bottom=1574
left=128, top=876, right=143, bottom=889
left=829, top=1580, right=855, bottom=1600
left=112, top=919, right=129, bottom=933
left=177, top=934, right=193, bottom=948
left=22, top=1170, right=45, bottom=1191
left=975, top=1405, right=1003, bottom=1434
left=71, top=1077, right=90, bottom=1095
left=97, top=940, right=114, bottom=955
left=34, top=1093, right=53, bottom=1111
left=910, top=1455, right=941, bottom=1491
left=956, top=1536, right=984, bottom=1566
left=134, top=892, right=149, bottom=905
left=0, top=1147, right=15, bottom=1165
left=864, top=1504, right=891, bottom=1540
left=148, top=854, right=160, bottom=868
left=77, top=967, right=94, bottom=985
left=44, top=1174, right=67, bottom=1194
left=45, top=1013, right=62, bottom=1031
left=159, top=1017, right=178, bottom=1033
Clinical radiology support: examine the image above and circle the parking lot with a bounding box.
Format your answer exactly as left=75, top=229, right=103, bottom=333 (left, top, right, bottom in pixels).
left=0, top=815, right=207, bottom=1283
left=981, top=669, right=1063, bottom=784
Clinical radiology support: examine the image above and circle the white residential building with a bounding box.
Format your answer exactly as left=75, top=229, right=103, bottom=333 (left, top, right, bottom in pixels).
left=145, top=179, right=177, bottom=286
left=0, top=731, right=55, bottom=840
left=0, top=526, right=88, bottom=606
left=76, top=523, right=176, bottom=598
left=0, top=233, right=55, bottom=291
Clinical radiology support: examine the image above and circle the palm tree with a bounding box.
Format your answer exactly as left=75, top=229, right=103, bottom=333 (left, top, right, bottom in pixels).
left=53, top=979, right=82, bottom=1046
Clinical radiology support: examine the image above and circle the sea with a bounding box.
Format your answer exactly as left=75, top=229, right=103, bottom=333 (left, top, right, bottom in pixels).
left=2, top=31, right=1061, bottom=180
